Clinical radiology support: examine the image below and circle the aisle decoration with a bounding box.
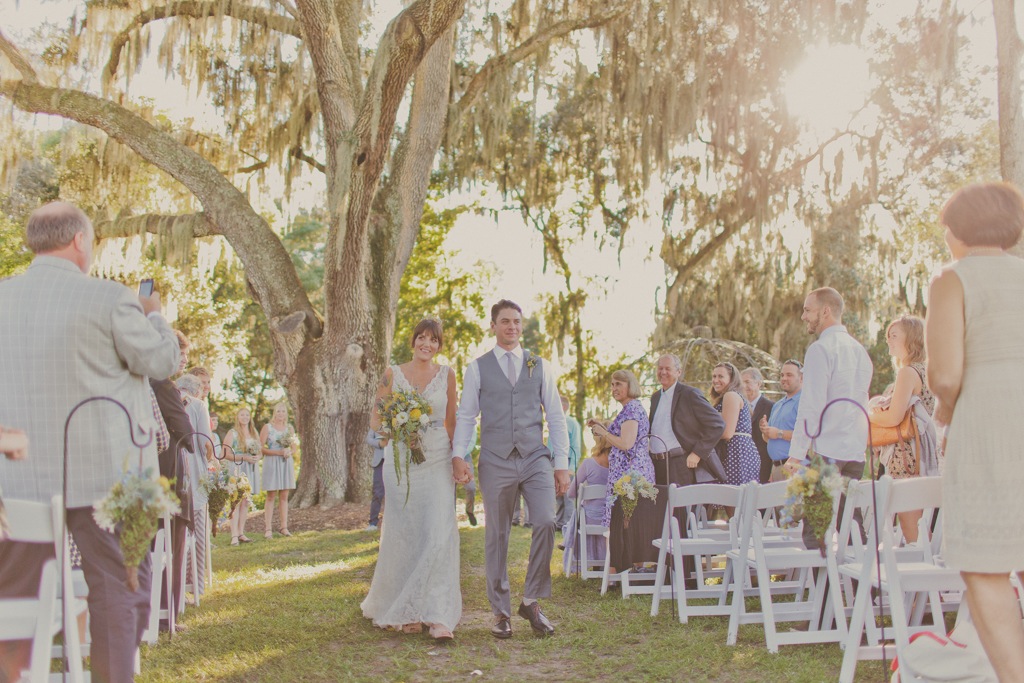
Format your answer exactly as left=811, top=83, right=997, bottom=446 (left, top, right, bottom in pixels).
left=93, top=460, right=180, bottom=591
left=780, top=453, right=846, bottom=553
left=201, top=466, right=251, bottom=533
left=612, top=471, right=658, bottom=528
left=376, top=388, right=432, bottom=502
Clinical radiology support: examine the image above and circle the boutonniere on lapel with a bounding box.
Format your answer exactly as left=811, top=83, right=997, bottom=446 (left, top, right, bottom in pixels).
left=525, top=355, right=539, bottom=379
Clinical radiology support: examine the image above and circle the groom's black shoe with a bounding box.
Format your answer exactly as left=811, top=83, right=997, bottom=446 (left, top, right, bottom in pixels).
left=518, top=602, right=555, bottom=636
left=467, top=511, right=477, bottom=526
left=491, top=616, right=513, bottom=639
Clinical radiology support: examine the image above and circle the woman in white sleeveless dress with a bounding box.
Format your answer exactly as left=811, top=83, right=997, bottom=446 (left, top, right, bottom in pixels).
left=926, top=183, right=1024, bottom=680
left=361, top=318, right=463, bottom=641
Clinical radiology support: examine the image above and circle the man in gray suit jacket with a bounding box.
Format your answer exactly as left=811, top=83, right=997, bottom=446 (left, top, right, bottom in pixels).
left=0, top=202, right=180, bottom=683
left=453, top=300, right=569, bottom=639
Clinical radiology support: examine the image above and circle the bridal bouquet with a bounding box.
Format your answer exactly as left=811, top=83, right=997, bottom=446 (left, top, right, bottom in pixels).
left=612, top=471, right=658, bottom=528
left=93, top=461, right=180, bottom=591
left=780, top=453, right=846, bottom=553
left=377, top=388, right=432, bottom=502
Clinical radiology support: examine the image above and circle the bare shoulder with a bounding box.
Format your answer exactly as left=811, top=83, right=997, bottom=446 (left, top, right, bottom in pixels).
left=929, top=266, right=963, bottom=294
left=724, top=391, right=742, bottom=407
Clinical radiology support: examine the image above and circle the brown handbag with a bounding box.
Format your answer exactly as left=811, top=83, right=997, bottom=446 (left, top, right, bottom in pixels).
left=868, top=407, right=918, bottom=448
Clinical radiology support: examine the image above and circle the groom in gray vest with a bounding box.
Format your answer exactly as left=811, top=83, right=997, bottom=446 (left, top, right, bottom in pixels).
left=453, top=299, right=570, bottom=638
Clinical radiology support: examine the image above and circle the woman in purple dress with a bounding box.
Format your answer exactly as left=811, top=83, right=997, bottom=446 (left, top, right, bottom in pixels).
left=710, top=362, right=761, bottom=490
left=588, top=369, right=658, bottom=572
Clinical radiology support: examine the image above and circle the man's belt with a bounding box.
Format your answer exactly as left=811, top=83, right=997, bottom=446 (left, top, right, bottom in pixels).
left=650, top=447, right=686, bottom=461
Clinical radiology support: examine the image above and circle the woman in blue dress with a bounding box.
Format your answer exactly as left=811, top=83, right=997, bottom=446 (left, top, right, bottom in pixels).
left=224, top=406, right=262, bottom=545
left=710, top=362, right=761, bottom=490
left=261, top=402, right=297, bottom=538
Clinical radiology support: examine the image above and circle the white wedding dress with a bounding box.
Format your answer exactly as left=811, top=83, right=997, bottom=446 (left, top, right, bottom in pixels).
left=361, top=364, right=462, bottom=631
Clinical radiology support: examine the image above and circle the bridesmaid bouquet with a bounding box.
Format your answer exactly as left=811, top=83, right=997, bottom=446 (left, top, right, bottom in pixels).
left=376, top=388, right=433, bottom=502
left=278, top=428, right=299, bottom=452
left=245, top=439, right=261, bottom=458
left=780, top=453, right=846, bottom=554
left=612, top=471, right=658, bottom=528
left=93, top=461, right=180, bottom=591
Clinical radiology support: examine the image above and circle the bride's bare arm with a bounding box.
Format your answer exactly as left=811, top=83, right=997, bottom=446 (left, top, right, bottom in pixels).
left=370, top=367, right=393, bottom=434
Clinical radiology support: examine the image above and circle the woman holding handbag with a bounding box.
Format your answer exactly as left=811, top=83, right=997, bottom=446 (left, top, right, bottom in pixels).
left=868, top=315, right=940, bottom=542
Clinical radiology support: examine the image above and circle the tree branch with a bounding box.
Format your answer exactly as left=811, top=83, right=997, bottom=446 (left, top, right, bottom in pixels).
left=94, top=212, right=218, bottom=239
left=237, top=146, right=326, bottom=174
left=0, top=29, right=39, bottom=84
left=454, top=1, right=635, bottom=117
left=105, top=1, right=302, bottom=83
left=295, top=0, right=361, bottom=142
left=0, top=76, right=321, bottom=341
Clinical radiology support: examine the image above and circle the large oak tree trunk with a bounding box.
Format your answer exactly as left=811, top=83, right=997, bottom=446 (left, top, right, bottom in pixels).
left=994, top=0, right=1024, bottom=258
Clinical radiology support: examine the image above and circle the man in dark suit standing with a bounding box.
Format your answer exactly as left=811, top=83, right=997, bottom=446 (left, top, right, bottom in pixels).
left=741, top=367, right=775, bottom=483
left=648, top=354, right=726, bottom=487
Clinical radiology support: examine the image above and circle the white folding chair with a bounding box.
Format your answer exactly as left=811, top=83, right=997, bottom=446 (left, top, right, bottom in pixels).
left=576, top=484, right=608, bottom=581
left=180, top=526, right=200, bottom=612
left=0, top=496, right=86, bottom=683
left=650, top=484, right=742, bottom=622
left=726, top=480, right=848, bottom=653
left=839, top=476, right=964, bottom=683
left=142, top=513, right=175, bottom=644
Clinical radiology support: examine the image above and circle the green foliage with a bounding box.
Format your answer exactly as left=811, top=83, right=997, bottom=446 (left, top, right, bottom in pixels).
left=392, top=197, right=490, bottom=377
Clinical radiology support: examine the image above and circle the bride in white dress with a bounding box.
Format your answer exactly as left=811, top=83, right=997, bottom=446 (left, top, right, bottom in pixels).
left=361, top=318, right=464, bottom=641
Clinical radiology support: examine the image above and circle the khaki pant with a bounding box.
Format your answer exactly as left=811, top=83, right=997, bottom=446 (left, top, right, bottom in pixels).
left=770, top=463, right=791, bottom=483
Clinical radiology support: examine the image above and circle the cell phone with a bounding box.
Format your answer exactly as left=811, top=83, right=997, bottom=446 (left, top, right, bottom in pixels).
left=139, top=279, right=155, bottom=297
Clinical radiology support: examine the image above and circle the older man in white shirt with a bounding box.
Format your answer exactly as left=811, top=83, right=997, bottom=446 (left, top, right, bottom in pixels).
left=785, top=287, right=873, bottom=549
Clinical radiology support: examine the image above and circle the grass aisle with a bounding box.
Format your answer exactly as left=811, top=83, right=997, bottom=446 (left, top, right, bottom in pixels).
left=138, top=524, right=875, bottom=682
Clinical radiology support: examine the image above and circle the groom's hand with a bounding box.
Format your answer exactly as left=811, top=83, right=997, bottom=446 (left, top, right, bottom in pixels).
left=452, top=457, right=472, bottom=484
left=553, top=469, right=570, bottom=496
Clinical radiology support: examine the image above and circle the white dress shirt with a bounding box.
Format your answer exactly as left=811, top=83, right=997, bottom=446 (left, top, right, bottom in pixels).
left=649, top=383, right=683, bottom=453
left=787, top=324, right=873, bottom=463
left=452, top=345, right=570, bottom=470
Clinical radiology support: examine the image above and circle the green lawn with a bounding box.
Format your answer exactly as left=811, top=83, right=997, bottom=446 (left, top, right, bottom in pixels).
left=137, top=526, right=884, bottom=682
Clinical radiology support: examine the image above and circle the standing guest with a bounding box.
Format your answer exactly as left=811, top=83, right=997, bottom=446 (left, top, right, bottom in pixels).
left=261, top=402, right=296, bottom=538
left=785, top=287, right=873, bottom=550
left=458, top=425, right=479, bottom=526
left=648, top=354, right=727, bottom=487
left=711, top=362, right=761, bottom=488
left=210, top=413, right=222, bottom=456
left=741, top=367, right=775, bottom=483
left=759, top=360, right=804, bottom=482
left=555, top=395, right=583, bottom=529
left=563, top=421, right=610, bottom=575
left=588, top=370, right=658, bottom=573
left=926, top=182, right=1024, bottom=680
left=0, top=201, right=179, bottom=683
left=177, top=373, right=213, bottom=598
left=150, top=329, right=196, bottom=629
left=869, top=316, right=940, bottom=543
left=188, top=366, right=212, bottom=403
left=224, top=407, right=261, bottom=545
left=365, top=428, right=388, bottom=531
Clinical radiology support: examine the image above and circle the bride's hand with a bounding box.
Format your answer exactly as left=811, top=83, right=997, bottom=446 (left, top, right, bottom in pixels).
left=452, top=457, right=472, bottom=484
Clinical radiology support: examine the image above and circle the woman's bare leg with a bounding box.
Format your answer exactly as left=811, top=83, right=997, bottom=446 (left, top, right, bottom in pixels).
left=962, top=571, right=1024, bottom=682
left=279, top=490, right=290, bottom=532
left=897, top=510, right=922, bottom=544
left=264, top=491, right=276, bottom=537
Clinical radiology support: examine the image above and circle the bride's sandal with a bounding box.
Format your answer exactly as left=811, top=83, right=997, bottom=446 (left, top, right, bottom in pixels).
left=429, top=624, right=454, bottom=642
left=401, top=623, right=424, bottom=634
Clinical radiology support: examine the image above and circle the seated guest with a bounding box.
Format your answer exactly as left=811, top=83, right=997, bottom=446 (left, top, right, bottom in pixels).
left=759, top=360, right=804, bottom=482
left=710, top=362, right=760, bottom=488
left=740, top=367, right=775, bottom=483
left=0, top=201, right=179, bottom=683
left=588, top=369, right=658, bottom=573
left=563, top=421, right=610, bottom=575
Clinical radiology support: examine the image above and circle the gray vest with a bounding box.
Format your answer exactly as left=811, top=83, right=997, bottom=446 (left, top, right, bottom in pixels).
left=477, top=349, right=549, bottom=460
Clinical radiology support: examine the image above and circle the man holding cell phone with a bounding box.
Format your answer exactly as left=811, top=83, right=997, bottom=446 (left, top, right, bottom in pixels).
left=0, top=202, right=180, bottom=683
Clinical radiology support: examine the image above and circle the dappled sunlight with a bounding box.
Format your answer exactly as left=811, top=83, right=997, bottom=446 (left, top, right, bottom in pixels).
left=214, top=558, right=354, bottom=590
